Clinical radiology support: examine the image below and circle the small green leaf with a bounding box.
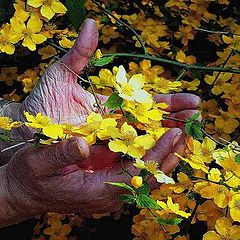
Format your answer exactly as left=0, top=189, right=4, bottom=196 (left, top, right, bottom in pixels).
left=185, top=113, right=203, bottom=140
left=187, top=112, right=201, bottom=121
left=136, top=195, right=161, bottom=209
left=120, top=194, right=136, bottom=204
left=65, top=0, right=86, bottom=31
left=136, top=182, right=150, bottom=196
left=185, top=121, right=203, bottom=140
left=94, top=56, right=114, bottom=67
left=104, top=182, right=135, bottom=194
left=235, top=154, right=240, bottom=164
left=104, top=92, right=124, bottom=110
left=233, top=49, right=240, bottom=55
left=155, top=217, right=183, bottom=225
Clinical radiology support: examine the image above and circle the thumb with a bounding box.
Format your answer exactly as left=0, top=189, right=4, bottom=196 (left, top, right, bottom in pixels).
left=60, top=18, right=99, bottom=77
left=31, top=137, right=89, bottom=176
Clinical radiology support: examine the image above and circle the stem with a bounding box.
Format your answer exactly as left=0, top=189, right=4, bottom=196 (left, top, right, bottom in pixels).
left=185, top=202, right=199, bottom=235
left=195, top=27, right=240, bottom=36
left=212, top=50, right=233, bottom=86
left=176, top=69, right=188, bottom=81
left=191, top=176, right=238, bottom=190
left=0, top=139, right=35, bottom=153
left=103, top=53, right=240, bottom=74
left=92, top=0, right=147, bottom=54
left=47, top=40, right=68, bottom=53
left=163, top=115, right=187, bottom=123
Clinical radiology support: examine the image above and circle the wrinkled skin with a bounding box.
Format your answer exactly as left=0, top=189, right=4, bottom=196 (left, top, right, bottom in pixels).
left=0, top=19, right=201, bottom=226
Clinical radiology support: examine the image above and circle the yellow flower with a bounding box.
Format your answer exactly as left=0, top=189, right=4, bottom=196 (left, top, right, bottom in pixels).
left=27, top=0, right=67, bottom=20
left=156, top=197, right=191, bottom=218
left=0, top=117, right=22, bottom=130
left=68, top=112, right=118, bottom=145
left=38, top=45, right=57, bottom=59
left=204, top=72, right=232, bottom=95
left=203, top=217, right=240, bottom=240
left=125, top=101, right=168, bottom=124
left=181, top=79, right=200, bottom=91
left=115, top=65, right=152, bottom=104
left=175, top=152, right=209, bottom=173
left=0, top=24, right=20, bottom=54
left=145, top=77, right=182, bottom=94
left=229, top=193, right=240, bottom=222
left=133, top=158, right=175, bottom=184
left=24, top=112, right=64, bottom=139
left=108, top=122, right=155, bottom=158
left=131, top=176, right=143, bottom=189
left=194, top=182, right=230, bottom=208
left=176, top=50, right=196, bottom=64
left=11, top=15, right=47, bottom=51
left=24, top=112, right=51, bottom=129
left=188, top=137, right=216, bottom=163
left=89, top=68, right=115, bottom=89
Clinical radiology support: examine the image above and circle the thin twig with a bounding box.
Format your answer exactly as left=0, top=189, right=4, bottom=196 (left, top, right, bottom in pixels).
left=195, top=27, right=240, bottom=36
left=1, top=139, right=35, bottom=153
left=91, top=0, right=147, bottom=54
left=185, top=202, right=199, bottom=235
left=103, top=53, right=240, bottom=74
left=212, top=50, right=233, bottom=86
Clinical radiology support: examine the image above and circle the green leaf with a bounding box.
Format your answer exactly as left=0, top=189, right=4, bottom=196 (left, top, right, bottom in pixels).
left=235, top=154, right=240, bottom=164
left=94, top=56, right=114, bottom=67
left=65, top=0, right=86, bottom=31
left=136, top=182, right=150, bottom=196
left=136, top=195, right=161, bottom=209
left=120, top=194, right=136, bottom=204
left=185, top=121, right=203, bottom=140
left=185, top=113, right=203, bottom=140
left=104, top=182, right=135, bottom=194
left=103, top=92, right=124, bottom=110
left=155, top=217, right=183, bottom=225
left=187, top=112, right=201, bottom=121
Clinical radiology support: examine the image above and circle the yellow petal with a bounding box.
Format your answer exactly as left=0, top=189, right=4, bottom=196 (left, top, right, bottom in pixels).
left=203, top=231, right=221, bottom=240
left=27, top=0, right=44, bottom=8
left=133, top=90, right=152, bottom=104
left=50, top=1, right=67, bottom=14
left=215, top=217, right=231, bottom=237
left=108, top=139, right=128, bottom=154
left=129, top=74, right=145, bottom=89
left=43, top=124, right=64, bottom=139
left=230, top=226, right=240, bottom=240
left=147, top=109, right=163, bottom=121
left=27, top=15, right=43, bottom=33
left=59, top=37, right=74, bottom=48
left=31, top=33, right=47, bottom=44
left=41, top=4, right=55, bottom=19
left=22, top=37, right=36, bottom=51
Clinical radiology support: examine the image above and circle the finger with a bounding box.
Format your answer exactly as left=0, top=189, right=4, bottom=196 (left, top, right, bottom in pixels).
left=143, top=128, right=182, bottom=164
left=153, top=93, right=201, bottom=112
left=30, top=137, right=89, bottom=176
left=61, top=18, right=99, bottom=76
left=160, top=133, right=186, bottom=174
left=162, top=110, right=202, bottom=127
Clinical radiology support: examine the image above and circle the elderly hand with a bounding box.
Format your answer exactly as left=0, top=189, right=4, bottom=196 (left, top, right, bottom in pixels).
left=0, top=18, right=200, bottom=166
left=0, top=127, right=184, bottom=227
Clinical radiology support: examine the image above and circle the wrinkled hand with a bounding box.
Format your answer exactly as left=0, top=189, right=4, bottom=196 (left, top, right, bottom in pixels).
left=2, top=127, right=184, bottom=227
left=0, top=18, right=200, bottom=166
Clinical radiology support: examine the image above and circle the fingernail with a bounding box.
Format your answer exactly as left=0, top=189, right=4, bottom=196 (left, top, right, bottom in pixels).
left=67, top=138, right=88, bottom=162
left=173, top=131, right=182, bottom=146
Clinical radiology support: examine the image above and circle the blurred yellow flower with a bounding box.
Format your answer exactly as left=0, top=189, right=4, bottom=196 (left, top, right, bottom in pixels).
left=27, top=0, right=67, bottom=20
